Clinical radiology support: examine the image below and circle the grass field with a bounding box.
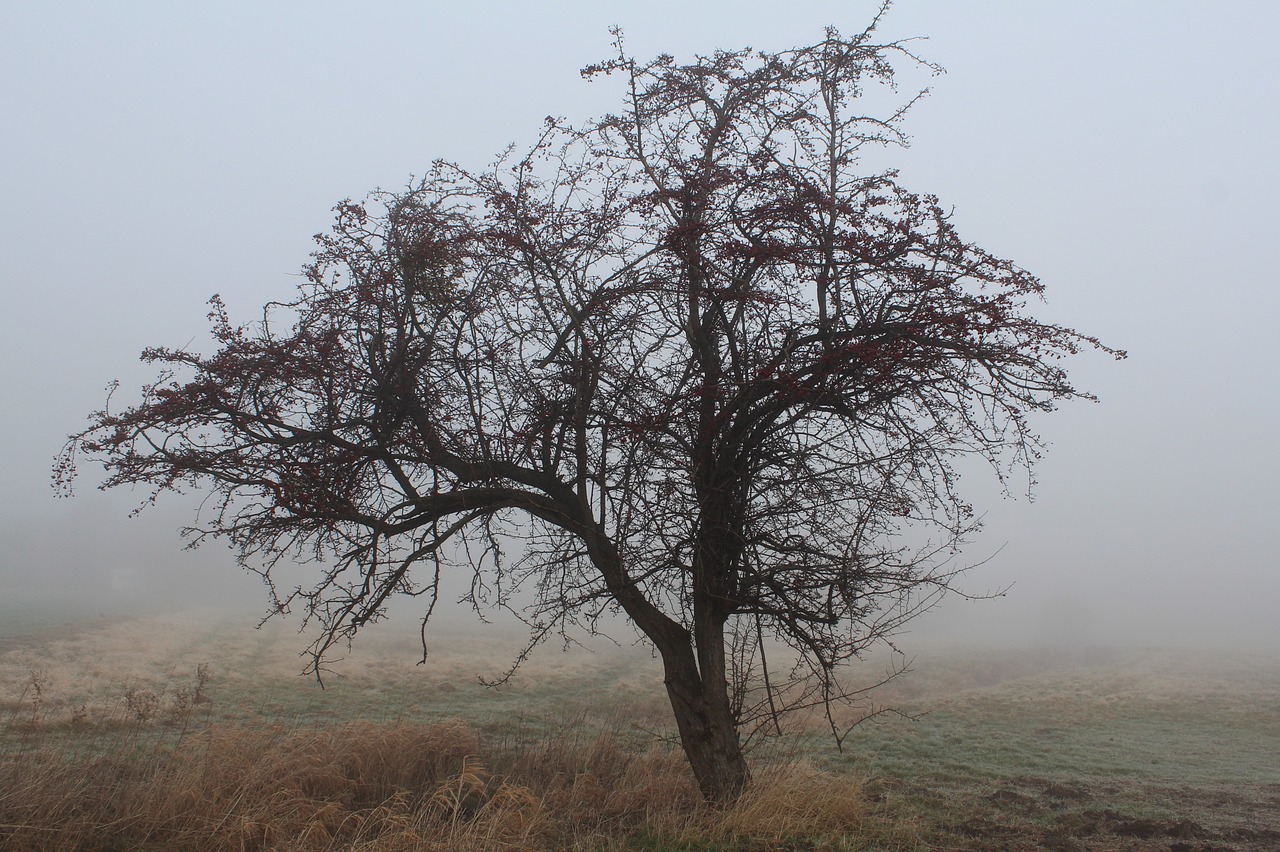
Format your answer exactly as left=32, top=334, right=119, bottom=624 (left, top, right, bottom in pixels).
left=2, top=608, right=1277, bottom=850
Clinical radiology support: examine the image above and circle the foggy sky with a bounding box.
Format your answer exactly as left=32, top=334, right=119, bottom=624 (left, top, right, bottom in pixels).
left=2, top=1, right=1277, bottom=651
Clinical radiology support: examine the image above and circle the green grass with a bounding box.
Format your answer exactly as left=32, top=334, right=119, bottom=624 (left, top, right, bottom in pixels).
left=811, top=648, right=1280, bottom=848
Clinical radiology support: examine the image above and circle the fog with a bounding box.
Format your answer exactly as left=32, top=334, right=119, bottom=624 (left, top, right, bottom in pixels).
left=2, top=2, right=1277, bottom=654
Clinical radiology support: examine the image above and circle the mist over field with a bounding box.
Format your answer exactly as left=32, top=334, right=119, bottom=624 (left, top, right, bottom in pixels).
left=2, top=2, right=1278, bottom=659
left=6, top=6, right=1280, bottom=848
left=3, top=607, right=1277, bottom=849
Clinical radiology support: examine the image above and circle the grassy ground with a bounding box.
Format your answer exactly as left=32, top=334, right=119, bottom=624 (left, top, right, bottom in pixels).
left=825, top=648, right=1280, bottom=849
left=1, top=609, right=1277, bottom=850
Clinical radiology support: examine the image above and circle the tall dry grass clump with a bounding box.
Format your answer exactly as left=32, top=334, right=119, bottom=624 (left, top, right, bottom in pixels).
left=711, top=762, right=867, bottom=842
left=1, top=720, right=525, bottom=850
left=0, top=716, right=868, bottom=851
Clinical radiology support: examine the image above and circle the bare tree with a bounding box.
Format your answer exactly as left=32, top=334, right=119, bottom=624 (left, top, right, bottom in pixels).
left=57, top=16, right=1121, bottom=802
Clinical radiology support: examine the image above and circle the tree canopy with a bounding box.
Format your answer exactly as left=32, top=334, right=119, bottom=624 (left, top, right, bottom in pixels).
left=58, top=16, right=1121, bottom=801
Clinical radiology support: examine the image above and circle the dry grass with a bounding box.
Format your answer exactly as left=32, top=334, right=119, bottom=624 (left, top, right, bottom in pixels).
left=0, top=718, right=867, bottom=851
left=5, top=611, right=1279, bottom=851
left=6, top=611, right=866, bottom=850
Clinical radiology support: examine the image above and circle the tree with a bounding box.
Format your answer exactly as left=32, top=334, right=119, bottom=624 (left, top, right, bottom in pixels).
left=57, top=15, right=1122, bottom=802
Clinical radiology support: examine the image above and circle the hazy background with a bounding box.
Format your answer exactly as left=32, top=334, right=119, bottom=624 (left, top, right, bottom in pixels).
left=2, top=1, right=1276, bottom=652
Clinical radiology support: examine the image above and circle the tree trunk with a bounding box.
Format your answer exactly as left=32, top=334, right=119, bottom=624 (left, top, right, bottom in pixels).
left=659, top=643, right=750, bottom=803
left=584, top=526, right=749, bottom=800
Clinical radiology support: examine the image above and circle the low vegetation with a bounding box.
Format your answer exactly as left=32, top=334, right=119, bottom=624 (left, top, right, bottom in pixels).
left=0, top=717, right=874, bottom=851
left=2, top=612, right=1277, bottom=850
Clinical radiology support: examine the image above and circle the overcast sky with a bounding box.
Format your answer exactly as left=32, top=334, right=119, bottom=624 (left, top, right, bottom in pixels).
left=2, top=1, right=1276, bottom=651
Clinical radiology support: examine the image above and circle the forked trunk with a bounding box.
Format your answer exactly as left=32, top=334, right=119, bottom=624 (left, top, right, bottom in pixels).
left=660, top=646, right=750, bottom=802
